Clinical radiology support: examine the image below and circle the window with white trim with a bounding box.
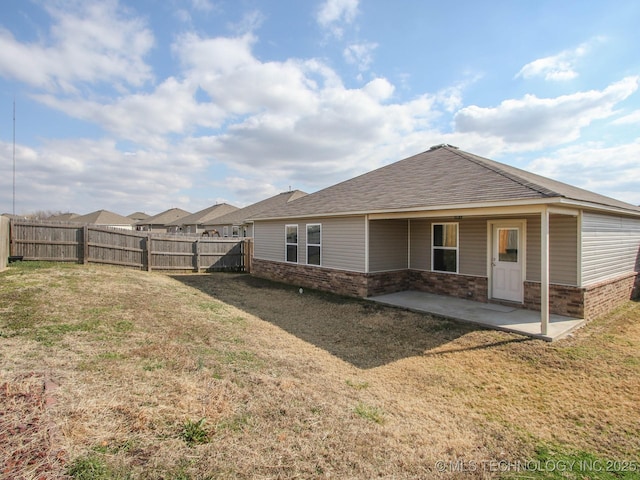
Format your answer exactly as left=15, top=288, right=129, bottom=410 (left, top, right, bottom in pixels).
left=223, top=226, right=229, bottom=237
left=285, top=225, right=298, bottom=263
left=306, top=224, right=321, bottom=265
left=432, top=223, right=458, bottom=273
left=232, top=226, right=239, bottom=237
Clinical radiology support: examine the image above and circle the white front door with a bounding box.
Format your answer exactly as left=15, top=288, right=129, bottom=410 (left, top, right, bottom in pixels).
left=491, top=224, right=524, bottom=303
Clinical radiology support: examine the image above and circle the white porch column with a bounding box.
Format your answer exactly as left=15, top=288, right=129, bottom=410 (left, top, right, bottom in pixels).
left=541, top=207, right=550, bottom=335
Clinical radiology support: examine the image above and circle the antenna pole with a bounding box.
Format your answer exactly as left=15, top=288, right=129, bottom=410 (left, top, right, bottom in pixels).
left=13, top=98, right=16, bottom=216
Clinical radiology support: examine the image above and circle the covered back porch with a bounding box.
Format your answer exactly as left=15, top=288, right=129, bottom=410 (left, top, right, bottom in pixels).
left=366, top=203, right=584, bottom=337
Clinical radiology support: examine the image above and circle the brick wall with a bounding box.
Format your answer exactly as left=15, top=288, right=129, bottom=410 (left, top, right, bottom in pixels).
left=583, top=273, right=638, bottom=320
left=409, top=270, right=488, bottom=302
left=365, top=270, right=411, bottom=296
left=523, top=282, right=584, bottom=318
left=252, top=259, right=484, bottom=299
left=252, top=259, right=637, bottom=321
left=252, top=258, right=369, bottom=297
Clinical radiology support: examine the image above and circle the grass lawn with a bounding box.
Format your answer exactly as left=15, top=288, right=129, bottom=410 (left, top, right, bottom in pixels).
left=1, top=262, right=639, bottom=479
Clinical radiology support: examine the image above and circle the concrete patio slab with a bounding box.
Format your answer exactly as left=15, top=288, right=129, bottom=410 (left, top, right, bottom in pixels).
left=368, top=291, right=586, bottom=341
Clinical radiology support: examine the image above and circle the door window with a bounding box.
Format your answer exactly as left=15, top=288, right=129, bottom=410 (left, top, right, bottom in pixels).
left=498, top=228, right=518, bottom=262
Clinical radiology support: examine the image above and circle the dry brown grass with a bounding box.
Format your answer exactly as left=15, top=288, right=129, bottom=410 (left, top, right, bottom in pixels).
left=1, top=262, right=638, bottom=479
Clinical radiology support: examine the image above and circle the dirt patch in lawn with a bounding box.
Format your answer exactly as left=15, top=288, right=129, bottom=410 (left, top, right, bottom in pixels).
left=1, top=263, right=639, bottom=479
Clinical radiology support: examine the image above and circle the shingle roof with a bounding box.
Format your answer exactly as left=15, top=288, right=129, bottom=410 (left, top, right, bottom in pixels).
left=204, top=190, right=307, bottom=226
left=166, top=203, right=239, bottom=226
left=48, top=213, right=80, bottom=221
left=252, top=145, right=640, bottom=219
left=127, top=211, right=150, bottom=221
left=70, top=210, right=135, bottom=225
left=138, top=208, right=191, bottom=226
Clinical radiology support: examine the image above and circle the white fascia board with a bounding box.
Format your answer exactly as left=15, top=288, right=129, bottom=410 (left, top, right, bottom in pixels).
left=250, top=197, right=640, bottom=222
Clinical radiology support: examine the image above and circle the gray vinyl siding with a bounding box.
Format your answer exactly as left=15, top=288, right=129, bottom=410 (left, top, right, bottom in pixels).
left=526, top=216, right=540, bottom=282
left=320, top=216, right=367, bottom=272
left=526, top=214, right=578, bottom=285
left=369, top=219, right=408, bottom=272
left=409, top=219, right=430, bottom=270
left=550, top=215, right=578, bottom=285
left=459, top=217, right=487, bottom=276
left=409, top=218, right=486, bottom=276
left=253, top=216, right=367, bottom=272
left=254, top=221, right=287, bottom=260
left=581, top=212, right=640, bottom=286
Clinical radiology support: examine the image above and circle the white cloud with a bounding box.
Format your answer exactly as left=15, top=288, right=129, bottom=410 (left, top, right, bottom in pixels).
left=454, top=76, right=639, bottom=149
left=612, top=110, right=640, bottom=125
left=0, top=138, right=208, bottom=215
left=343, top=42, right=378, bottom=71
left=316, top=0, right=359, bottom=38
left=191, top=0, right=215, bottom=12
left=228, top=10, right=266, bottom=35
left=34, top=77, right=226, bottom=150
left=527, top=140, right=640, bottom=205
left=3, top=5, right=637, bottom=215
left=214, top=177, right=282, bottom=207
left=515, top=39, right=603, bottom=81
left=0, top=0, right=154, bottom=93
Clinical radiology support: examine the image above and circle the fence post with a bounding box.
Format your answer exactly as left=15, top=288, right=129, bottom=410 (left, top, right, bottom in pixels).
left=244, top=238, right=253, bottom=274
left=83, top=225, right=89, bottom=264
left=9, top=219, right=16, bottom=256
left=194, top=238, right=201, bottom=272
left=146, top=234, right=152, bottom=272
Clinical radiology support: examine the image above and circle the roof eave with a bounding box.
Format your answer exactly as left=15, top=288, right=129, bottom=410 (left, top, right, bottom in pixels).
left=250, top=197, right=640, bottom=221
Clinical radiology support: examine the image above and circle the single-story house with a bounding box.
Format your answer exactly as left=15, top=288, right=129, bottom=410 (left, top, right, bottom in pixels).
left=249, top=145, right=640, bottom=330
left=48, top=212, right=80, bottom=222
left=127, top=211, right=150, bottom=223
left=204, top=190, right=307, bottom=238
left=70, top=210, right=137, bottom=230
left=136, top=208, right=191, bottom=233
left=166, top=203, right=239, bottom=234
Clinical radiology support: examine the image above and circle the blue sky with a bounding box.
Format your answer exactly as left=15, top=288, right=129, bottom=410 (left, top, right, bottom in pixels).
left=1, top=0, right=639, bottom=216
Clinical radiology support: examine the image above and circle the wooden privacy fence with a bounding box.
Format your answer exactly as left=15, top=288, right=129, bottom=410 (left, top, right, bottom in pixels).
left=0, top=216, right=9, bottom=271
left=8, top=219, right=252, bottom=272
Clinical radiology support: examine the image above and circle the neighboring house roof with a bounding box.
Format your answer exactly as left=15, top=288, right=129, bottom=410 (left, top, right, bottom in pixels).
left=127, top=211, right=150, bottom=221
left=166, top=203, right=239, bottom=227
left=47, top=213, right=80, bottom=221
left=204, top=190, right=307, bottom=227
left=137, top=208, right=192, bottom=226
left=70, top=210, right=135, bottom=226
left=252, top=145, right=640, bottom=220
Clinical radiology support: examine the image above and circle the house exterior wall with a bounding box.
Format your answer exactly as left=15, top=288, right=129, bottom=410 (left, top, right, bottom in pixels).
left=526, top=214, right=578, bottom=285
left=409, top=217, right=487, bottom=276
left=369, top=219, right=408, bottom=272
left=409, top=219, right=430, bottom=270
left=581, top=211, right=640, bottom=286
left=253, top=216, right=367, bottom=272
left=254, top=220, right=286, bottom=260
left=459, top=217, right=488, bottom=277
left=251, top=258, right=369, bottom=297
left=253, top=210, right=638, bottom=320
left=205, top=223, right=251, bottom=237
